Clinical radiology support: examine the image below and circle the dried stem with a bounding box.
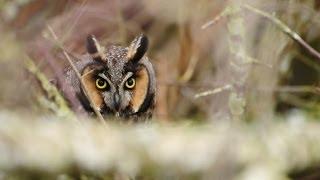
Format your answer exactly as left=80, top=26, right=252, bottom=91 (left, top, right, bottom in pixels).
left=25, top=57, right=75, bottom=119
left=61, top=0, right=88, bottom=43
left=202, top=4, right=320, bottom=62
left=194, top=84, right=233, bottom=99
left=46, top=25, right=107, bottom=125
left=275, top=85, right=320, bottom=94
left=201, top=7, right=231, bottom=29
left=179, top=53, right=199, bottom=83
left=243, top=4, right=320, bottom=62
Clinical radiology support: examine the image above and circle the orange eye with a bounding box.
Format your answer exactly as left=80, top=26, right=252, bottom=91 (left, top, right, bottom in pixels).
left=96, top=78, right=108, bottom=89
left=125, top=77, right=136, bottom=89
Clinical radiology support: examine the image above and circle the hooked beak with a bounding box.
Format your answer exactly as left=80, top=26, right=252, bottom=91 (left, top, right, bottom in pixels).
left=113, top=93, right=121, bottom=111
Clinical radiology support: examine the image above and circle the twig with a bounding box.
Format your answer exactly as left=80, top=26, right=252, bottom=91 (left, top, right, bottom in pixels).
left=61, top=0, right=88, bottom=43
left=243, top=4, right=320, bottom=62
left=279, top=93, right=320, bottom=110
left=194, top=84, right=233, bottom=99
left=293, top=51, right=320, bottom=72
left=25, top=57, right=75, bottom=119
left=201, top=7, right=231, bottom=29
left=46, top=25, right=107, bottom=125
left=178, top=24, right=199, bottom=83
left=238, top=53, right=273, bottom=68
left=179, top=53, right=199, bottom=83
left=29, top=38, right=87, bottom=115
left=275, top=85, right=320, bottom=94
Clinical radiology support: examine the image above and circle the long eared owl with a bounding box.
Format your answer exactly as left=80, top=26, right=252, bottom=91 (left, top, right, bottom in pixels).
left=66, top=34, right=156, bottom=121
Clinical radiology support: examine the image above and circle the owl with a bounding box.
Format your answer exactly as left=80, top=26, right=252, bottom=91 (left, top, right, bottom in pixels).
left=66, top=34, right=156, bottom=121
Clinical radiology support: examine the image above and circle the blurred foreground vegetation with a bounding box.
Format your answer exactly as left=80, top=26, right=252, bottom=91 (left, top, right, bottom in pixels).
left=0, top=112, right=319, bottom=179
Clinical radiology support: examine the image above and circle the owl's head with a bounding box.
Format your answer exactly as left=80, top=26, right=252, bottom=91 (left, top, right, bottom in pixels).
left=80, top=34, right=156, bottom=119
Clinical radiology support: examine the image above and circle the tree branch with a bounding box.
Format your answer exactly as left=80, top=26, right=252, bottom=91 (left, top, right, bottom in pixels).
left=243, top=4, right=320, bottom=62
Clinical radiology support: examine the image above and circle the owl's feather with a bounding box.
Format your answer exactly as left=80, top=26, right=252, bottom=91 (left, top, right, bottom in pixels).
left=65, top=35, right=156, bottom=122
left=81, top=65, right=104, bottom=111
left=127, top=34, right=149, bottom=63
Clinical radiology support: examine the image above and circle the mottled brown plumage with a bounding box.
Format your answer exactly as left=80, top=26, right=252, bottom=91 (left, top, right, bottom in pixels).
left=66, top=34, right=156, bottom=121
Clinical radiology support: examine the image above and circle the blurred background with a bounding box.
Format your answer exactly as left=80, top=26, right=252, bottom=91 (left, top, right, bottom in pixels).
left=2, top=0, right=320, bottom=179
left=2, top=0, right=320, bottom=123
left=0, top=0, right=319, bottom=122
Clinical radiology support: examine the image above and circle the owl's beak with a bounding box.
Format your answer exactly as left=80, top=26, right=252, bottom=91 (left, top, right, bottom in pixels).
left=113, top=93, right=121, bottom=111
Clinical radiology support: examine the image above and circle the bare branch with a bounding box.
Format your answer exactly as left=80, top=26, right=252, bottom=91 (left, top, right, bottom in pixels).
left=243, top=4, right=320, bottom=62
left=194, top=84, right=233, bottom=99
left=46, top=25, right=107, bottom=126
left=25, top=57, right=75, bottom=119
left=275, top=85, right=320, bottom=94
left=179, top=53, right=199, bottom=83
left=201, top=7, right=231, bottom=29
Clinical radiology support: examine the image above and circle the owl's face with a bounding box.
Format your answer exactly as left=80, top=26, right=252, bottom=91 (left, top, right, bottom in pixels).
left=80, top=35, right=155, bottom=119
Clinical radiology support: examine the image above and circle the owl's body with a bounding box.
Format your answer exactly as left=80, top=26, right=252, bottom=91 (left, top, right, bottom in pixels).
left=66, top=35, right=156, bottom=121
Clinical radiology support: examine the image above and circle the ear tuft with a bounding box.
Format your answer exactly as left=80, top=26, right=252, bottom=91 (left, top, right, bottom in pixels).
left=86, top=34, right=105, bottom=62
left=127, top=34, right=149, bottom=63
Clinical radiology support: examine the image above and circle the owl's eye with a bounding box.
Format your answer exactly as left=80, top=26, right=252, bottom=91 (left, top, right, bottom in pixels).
left=96, top=78, right=108, bottom=90
left=125, top=77, right=136, bottom=89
